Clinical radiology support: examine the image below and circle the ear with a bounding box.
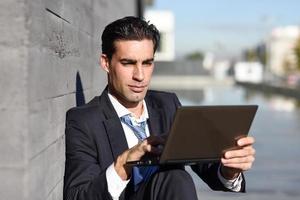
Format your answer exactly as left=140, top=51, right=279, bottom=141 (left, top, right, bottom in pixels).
left=100, top=54, right=110, bottom=73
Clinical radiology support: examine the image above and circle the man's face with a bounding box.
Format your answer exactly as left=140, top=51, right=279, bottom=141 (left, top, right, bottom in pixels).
left=101, top=39, right=155, bottom=107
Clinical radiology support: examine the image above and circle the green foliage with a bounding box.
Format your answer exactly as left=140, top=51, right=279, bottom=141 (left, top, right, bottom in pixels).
left=185, top=51, right=204, bottom=61
left=242, top=46, right=267, bottom=66
left=244, top=49, right=257, bottom=62
left=259, top=51, right=268, bottom=66
left=295, top=37, right=300, bottom=70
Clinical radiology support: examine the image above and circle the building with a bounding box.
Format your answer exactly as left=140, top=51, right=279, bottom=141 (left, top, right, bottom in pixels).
left=144, top=10, right=175, bottom=61
left=267, top=26, right=300, bottom=77
left=234, top=62, right=264, bottom=83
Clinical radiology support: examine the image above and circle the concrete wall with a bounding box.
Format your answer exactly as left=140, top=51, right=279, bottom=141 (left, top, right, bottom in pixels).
left=0, top=0, right=136, bottom=199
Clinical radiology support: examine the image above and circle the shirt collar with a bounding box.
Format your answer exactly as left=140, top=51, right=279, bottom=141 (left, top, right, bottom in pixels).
left=108, top=92, right=149, bottom=122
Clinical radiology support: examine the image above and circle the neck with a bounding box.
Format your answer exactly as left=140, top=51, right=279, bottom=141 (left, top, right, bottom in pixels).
left=108, top=88, right=144, bottom=118
left=127, top=103, right=144, bottom=119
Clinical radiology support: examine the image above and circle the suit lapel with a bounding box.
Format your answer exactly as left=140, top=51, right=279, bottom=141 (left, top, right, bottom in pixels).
left=145, top=97, right=165, bottom=136
left=99, top=89, right=129, bottom=160
left=103, top=118, right=128, bottom=160
left=98, top=89, right=166, bottom=160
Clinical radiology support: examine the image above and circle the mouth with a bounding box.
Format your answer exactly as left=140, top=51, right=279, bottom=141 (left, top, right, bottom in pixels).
left=128, top=85, right=147, bottom=93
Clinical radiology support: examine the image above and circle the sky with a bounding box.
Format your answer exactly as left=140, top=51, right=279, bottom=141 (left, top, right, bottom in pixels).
left=148, top=0, right=300, bottom=59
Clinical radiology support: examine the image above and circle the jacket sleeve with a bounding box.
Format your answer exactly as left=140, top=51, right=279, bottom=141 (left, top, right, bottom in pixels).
left=63, top=109, right=113, bottom=200
left=191, top=162, right=246, bottom=192
left=172, top=92, right=182, bottom=108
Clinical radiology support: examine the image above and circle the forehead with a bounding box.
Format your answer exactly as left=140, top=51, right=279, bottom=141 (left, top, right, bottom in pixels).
left=113, top=39, right=154, bottom=59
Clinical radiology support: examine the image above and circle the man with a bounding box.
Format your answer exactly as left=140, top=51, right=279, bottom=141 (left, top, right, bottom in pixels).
left=63, top=16, right=255, bottom=200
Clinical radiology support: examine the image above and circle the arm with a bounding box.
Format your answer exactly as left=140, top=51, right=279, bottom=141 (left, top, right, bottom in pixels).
left=63, top=111, right=112, bottom=200
left=192, top=136, right=255, bottom=192
left=64, top=110, right=165, bottom=200
left=114, top=136, right=165, bottom=180
left=191, top=162, right=245, bottom=192
left=220, top=136, right=256, bottom=182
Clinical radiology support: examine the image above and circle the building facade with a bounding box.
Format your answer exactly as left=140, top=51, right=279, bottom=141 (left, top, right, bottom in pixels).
left=267, top=26, right=300, bottom=77
left=144, top=10, right=175, bottom=61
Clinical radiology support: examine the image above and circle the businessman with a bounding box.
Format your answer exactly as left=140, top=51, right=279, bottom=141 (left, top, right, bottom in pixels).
left=63, top=16, right=256, bottom=200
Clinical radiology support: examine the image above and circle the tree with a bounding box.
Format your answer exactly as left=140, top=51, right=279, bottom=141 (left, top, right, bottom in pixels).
left=185, top=51, right=204, bottom=61
left=242, top=44, right=267, bottom=66
left=294, top=36, right=300, bottom=70
left=256, top=44, right=267, bottom=66
left=243, top=49, right=257, bottom=62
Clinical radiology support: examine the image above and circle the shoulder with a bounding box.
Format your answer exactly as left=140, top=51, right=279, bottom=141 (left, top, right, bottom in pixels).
left=147, top=90, right=177, bottom=99
left=66, top=96, right=102, bottom=123
left=145, top=90, right=181, bottom=108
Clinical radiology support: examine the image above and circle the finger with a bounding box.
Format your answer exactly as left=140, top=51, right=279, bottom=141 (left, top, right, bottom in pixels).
left=222, top=156, right=255, bottom=165
left=237, top=136, right=255, bottom=147
left=134, top=144, right=147, bottom=155
left=244, top=146, right=256, bottom=156
left=139, top=143, right=162, bottom=155
left=148, top=146, right=163, bottom=155
left=145, top=136, right=165, bottom=146
left=140, top=141, right=152, bottom=152
left=127, top=136, right=166, bottom=161
left=126, top=146, right=146, bottom=161
left=221, top=162, right=253, bottom=171
left=224, top=147, right=255, bottom=159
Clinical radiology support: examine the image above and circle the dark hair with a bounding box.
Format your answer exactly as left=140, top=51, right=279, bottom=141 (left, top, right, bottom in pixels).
left=101, top=16, right=160, bottom=60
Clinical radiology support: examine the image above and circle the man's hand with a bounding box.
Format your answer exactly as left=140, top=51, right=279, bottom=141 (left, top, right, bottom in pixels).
left=114, top=136, right=165, bottom=180
left=220, top=136, right=256, bottom=180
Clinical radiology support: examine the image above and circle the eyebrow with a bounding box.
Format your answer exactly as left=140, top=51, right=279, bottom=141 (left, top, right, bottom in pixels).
left=119, top=58, right=154, bottom=63
left=120, top=58, right=136, bottom=64
left=143, top=58, right=154, bottom=63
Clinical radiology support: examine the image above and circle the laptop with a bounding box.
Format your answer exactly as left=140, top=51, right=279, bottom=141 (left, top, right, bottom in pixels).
left=126, top=105, right=258, bottom=166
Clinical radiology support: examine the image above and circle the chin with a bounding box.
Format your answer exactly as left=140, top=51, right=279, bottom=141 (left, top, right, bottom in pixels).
left=130, top=96, right=144, bottom=103
left=128, top=93, right=145, bottom=103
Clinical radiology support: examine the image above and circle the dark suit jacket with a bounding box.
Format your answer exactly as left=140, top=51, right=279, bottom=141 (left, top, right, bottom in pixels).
left=63, top=88, right=245, bottom=200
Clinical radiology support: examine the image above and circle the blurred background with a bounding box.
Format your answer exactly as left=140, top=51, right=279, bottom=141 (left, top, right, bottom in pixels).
left=145, top=1, right=300, bottom=200
left=1, top=0, right=300, bottom=199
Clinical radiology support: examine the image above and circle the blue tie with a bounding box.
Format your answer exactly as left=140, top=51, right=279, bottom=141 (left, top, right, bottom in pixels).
left=120, top=114, right=158, bottom=191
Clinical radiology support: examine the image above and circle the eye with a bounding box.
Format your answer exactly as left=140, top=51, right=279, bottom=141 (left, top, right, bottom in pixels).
left=143, top=61, right=153, bottom=66
left=120, top=59, right=137, bottom=66
left=121, top=61, right=135, bottom=66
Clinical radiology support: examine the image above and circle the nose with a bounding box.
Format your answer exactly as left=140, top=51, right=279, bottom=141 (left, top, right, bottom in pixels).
left=133, top=65, right=144, bottom=82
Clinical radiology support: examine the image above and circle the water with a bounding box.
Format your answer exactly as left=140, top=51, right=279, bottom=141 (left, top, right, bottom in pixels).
left=172, top=85, right=300, bottom=200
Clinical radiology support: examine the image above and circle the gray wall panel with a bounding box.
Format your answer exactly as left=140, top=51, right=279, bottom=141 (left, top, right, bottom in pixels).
left=0, top=0, right=137, bottom=199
